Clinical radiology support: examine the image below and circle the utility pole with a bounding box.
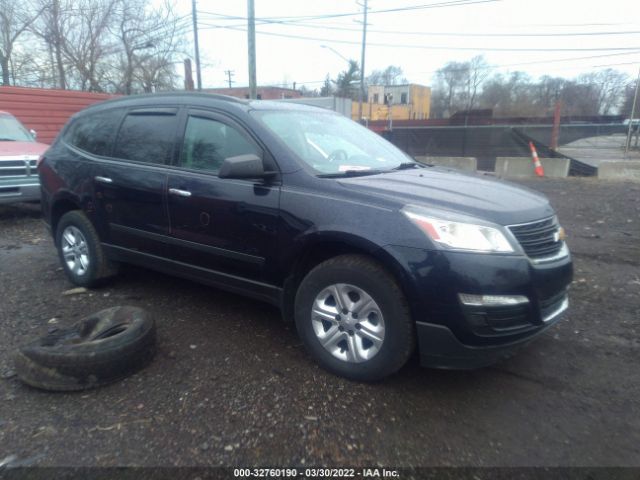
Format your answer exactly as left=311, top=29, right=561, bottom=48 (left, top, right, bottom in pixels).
left=191, top=0, right=202, bottom=90
left=625, top=66, right=640, bottom=155
left=184, top=59, right=195, bottom=91
left=247, top=0, right=257, bottom=99
left=550, top=100, right=561, bottom=150
left=357, top=0, right=368, bottom=122
left=225, top=70, right=235, bottom=88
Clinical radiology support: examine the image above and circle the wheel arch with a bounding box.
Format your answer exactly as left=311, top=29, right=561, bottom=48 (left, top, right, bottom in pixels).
left=280, top=232, right=417, bottom=323
left=50, top=193, right=82, bottom=243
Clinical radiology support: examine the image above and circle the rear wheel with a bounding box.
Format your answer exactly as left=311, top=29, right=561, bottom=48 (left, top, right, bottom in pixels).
left=55, top=210, right=118, bottom=287
left=295, top=254, right=414, bottom=381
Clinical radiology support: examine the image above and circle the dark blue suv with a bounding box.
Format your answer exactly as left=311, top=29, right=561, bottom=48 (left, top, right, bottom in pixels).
left=39, top=93, right=572, bottom=381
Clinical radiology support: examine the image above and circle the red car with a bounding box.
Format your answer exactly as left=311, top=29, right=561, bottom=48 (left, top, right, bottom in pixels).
left=0, top=111, right=48, bottom=204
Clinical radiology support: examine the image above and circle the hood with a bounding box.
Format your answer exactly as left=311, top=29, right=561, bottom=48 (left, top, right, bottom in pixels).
left=337, top=167, right=555, bottom=226
left=0, top=141, right=48, bottom=157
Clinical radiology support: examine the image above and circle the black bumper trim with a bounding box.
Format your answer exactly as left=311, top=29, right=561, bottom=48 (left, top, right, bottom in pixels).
left=416, top=313, right=562, bottom=370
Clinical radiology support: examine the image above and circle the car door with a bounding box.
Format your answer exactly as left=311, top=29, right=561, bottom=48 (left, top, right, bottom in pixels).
left=166, top=109, right=280, bottom=288
left=92, top=107, right=180, bottom=257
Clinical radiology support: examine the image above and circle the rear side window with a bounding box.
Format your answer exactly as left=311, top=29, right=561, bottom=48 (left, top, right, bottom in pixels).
left=66, top=109, right=123, bottom=156
left=113, top=112, right=178, bottom=164
left=180, top=116, right=260, bottom=173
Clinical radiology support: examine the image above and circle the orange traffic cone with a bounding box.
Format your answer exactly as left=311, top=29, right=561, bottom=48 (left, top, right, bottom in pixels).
left=529, top=141, right=544, bottom=177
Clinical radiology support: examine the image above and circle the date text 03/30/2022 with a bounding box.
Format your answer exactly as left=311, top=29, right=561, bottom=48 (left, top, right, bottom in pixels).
left=233, top=467, right=400, bottom=477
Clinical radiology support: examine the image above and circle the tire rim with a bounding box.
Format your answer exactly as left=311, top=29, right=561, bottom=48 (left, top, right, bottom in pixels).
left=311, top=283, right=385, bottom=363
left=61, top=226, right=90, bottom=276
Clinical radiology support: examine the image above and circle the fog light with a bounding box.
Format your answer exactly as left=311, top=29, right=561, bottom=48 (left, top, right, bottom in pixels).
left=459, top=293, right=530, bottom=306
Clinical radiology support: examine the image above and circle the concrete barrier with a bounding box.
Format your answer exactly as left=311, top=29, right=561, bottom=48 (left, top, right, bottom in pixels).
left=495, top=157, right=570, bottom=178
left=598, top=161, right=640, bottom=181
left=415, top=156, right=477, bottom=172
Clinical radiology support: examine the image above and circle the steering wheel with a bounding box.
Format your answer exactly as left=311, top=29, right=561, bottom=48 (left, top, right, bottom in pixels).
left=327, top=149, right=349, bottom=163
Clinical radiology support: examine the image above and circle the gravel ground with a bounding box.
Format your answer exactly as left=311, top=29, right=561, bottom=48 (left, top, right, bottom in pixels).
left=0, top=178, right=639, bottom=468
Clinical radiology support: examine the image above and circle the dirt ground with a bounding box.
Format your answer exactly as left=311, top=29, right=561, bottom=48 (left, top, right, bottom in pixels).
left=0, top=178, right=638, bottom=468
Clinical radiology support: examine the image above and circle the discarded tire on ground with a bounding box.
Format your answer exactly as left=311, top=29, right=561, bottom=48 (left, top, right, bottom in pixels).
left=14, top=306, right=156, bottom=391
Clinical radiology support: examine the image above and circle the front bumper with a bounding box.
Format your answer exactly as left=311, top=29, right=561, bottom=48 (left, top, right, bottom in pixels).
left=385, top=244, right=573, bottom=369
left=0, top=179, right=40, bottom=204
left=417, top=293, right=568, bottom=369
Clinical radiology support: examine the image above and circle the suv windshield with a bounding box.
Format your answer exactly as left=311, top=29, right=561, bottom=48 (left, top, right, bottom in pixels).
left=0, top=114, right=33, bottom=142
left=252, top=110, right=413, bottom=175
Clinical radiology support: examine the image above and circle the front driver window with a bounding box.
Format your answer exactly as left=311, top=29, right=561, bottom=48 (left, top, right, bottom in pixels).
left=181, top=116, right=260, bottom=173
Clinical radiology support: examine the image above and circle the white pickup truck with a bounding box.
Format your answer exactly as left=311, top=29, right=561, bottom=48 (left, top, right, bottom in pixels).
left=0, top=111, right=48, bottom=204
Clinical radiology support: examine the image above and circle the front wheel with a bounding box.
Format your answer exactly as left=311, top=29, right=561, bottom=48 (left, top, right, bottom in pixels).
left=294, top=254, right=414, bottom=381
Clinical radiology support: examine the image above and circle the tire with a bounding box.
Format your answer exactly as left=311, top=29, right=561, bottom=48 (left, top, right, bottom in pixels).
left=14, top=306, right=156, bottom=391
left=55, top=210, right=118, bottom=287
left=294, top=254, right=414, bottom=381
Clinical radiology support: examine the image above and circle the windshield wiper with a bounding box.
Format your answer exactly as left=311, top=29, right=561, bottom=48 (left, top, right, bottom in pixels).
left=0, top=138, right=17, bottom=141
left=392, top=162, right=423, bottom=170
left=318, top=169, right=385, bottom=178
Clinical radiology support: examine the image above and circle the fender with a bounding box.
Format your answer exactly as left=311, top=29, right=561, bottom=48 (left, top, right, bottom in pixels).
left=279, top=228, right=420, bottom=317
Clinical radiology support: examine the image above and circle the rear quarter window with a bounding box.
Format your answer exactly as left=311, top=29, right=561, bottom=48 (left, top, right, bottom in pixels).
left=66, top=109, right=124, bottom=156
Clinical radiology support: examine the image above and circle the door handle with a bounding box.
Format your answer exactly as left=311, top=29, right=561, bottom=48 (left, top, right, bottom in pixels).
left=94, top=176, right=113, bottom=184
left=169, top=188, right=192, bottom=197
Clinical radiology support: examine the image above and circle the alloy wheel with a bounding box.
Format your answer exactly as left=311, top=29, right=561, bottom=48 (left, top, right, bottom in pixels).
left=61, top=226, right=90, bottom=276
left=311, top=283, right=385, bottom=363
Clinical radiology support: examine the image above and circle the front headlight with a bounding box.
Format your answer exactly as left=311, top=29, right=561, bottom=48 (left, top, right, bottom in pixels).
left=401, top=206, right=514, bottom=253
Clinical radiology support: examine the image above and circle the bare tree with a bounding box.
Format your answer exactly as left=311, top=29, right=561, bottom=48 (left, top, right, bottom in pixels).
left=298, top=85, right=319, bottom=97
left=27, top=0, right=184, bottom=92
left=111, top=0, right=184, bottom=94
left=432, top=61, right=468, bottom=117
left=533, top=76, right=568, bottom=114
left=367, top=65, right=407, bottom=86
left=63, top=0, right=118, bottom=91
left=31, top=0, right=117, bottom=91
left=479, top=73, right=511, bottom=114
left=622, top=80, right=640, bottom=118
left=8, top=49, right=52, bottom=86
left=133, top=55, right=175, bottom=93
left=0, top=0, right=43, bottom=85
left=32, top=0, right=70, bottom=89
left=465, top=55, right=491, bottom=111
left=577, top=69, right=629, bottom=115
left=320, top=74, right=332, bottom=97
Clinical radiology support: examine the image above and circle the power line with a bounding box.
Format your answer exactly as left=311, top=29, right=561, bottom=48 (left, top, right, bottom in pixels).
left=197, top=14, right=640, bottom=37
left=197, top=10, right=639, bottom=30
left=592, top=60, right=640, bottom=68
left=196, top=22, right=640, bottom=52
left=198, top=0, right=501, bottom=24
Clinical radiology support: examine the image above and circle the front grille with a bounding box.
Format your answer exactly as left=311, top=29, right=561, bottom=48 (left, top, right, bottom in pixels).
left=508, top=216, right=563, bottom=259
left=0, top=159, right=38, bottom=178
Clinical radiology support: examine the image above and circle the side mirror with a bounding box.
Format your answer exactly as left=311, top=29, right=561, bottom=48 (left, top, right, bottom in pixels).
left=219, top=154, right=268, bottom=179
left=30, top=129, right=37, bottom=140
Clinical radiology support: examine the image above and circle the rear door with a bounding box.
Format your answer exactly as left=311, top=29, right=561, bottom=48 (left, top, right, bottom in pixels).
left=92, top=107, right=180, bottom=257
left=166, top=109, right=281, bottom=287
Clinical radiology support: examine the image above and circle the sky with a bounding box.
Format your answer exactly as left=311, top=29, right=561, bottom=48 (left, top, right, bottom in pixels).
left=175, top=0, right=640, bottom=90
